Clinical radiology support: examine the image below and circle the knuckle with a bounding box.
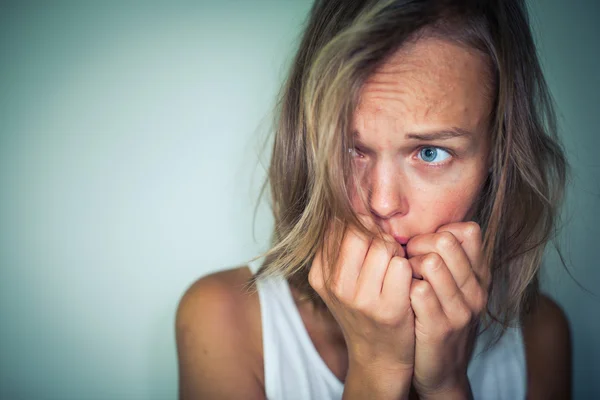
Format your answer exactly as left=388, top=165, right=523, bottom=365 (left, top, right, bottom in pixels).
left=308, top=268, right=321, bottom=289
left=436, top=231, right=459, bottom=252
left=328, top=280, right=347, bottom=302
left=464, top=221, right=481, bottom=238
left=410, top=280, right=432, bottom=300
left=422, top=253, right=444, bottom=273
left=452, top=304, right=473, bottom=327
left=390, top=256, right=411, bottom=274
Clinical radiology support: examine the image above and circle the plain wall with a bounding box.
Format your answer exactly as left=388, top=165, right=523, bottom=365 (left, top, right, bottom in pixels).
left=0, top=1, right=597, bottom=399
left=528, top=0, right=600, bottom=397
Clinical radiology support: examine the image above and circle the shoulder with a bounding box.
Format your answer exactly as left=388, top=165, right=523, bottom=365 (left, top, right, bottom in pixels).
left=177, top=266, right=256, bottom=320
left=521, top=293, right=572, bottom=400
left=175, top=266, right=265, bottom=399
left=176, top=266, right=258, bottom=336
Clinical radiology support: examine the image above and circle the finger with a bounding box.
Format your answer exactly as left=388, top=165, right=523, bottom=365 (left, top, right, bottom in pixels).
left=407, top=231, right=473, bottom=291
left=381, top=256, right=413, bottom=311
left=327, top=223, right=371, bottom=298
left=408, top=253, right=466, bottom=320
left=410, top=278, right=446, bottom=329
left=355, top=213, right=405, bottom=257
left=436, top=222, right=482, bottom=265
left=308, top=248, right=328, bottom=300
left=316, top=220, right=339, bottom=283
left=354, top=238, right=395, bottom=304
left=436, top=222, right=486, bottom=286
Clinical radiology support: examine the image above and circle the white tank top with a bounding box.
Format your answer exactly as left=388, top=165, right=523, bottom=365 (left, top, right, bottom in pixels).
left=249, top=261, right=527, bottom=400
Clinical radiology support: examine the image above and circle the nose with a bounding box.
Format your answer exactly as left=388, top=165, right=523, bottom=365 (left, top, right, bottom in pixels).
left=368, top=161, right=407, bottom=220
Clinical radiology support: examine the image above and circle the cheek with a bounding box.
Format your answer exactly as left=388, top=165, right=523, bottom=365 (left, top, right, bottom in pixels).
left=423, top=195, right=471, bottom=223
left=413, top=177, right=484, bottom=226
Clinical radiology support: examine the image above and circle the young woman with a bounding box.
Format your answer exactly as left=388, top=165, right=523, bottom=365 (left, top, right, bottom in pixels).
left=176, top=1, right=571, bottom=399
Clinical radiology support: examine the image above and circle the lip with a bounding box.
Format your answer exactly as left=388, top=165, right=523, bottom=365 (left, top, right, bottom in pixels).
left=393, top=235, right=409, bottom=245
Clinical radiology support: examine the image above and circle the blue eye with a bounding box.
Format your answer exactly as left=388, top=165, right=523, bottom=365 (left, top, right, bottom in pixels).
left=418, top=147, right=451, bottom=163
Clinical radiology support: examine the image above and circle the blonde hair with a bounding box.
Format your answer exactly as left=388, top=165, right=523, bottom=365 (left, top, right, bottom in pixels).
left=249, top=0, right=567, bottom=338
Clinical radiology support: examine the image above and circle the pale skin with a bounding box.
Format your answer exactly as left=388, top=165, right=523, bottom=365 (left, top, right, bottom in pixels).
left=176, top=37, right=571, bottom=399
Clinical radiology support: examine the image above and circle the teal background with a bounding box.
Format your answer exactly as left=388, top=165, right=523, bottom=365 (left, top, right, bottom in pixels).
left=528, top=1, right=600, bottom=398
left=0, top=1, right=597, bottom=399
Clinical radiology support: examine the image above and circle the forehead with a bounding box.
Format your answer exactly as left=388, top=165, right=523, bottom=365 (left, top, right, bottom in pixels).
left=353, top=37, right=494, bottom=136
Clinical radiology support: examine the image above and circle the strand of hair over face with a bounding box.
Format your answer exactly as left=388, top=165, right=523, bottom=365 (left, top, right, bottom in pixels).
left=247, top=0, right=568, bottom=347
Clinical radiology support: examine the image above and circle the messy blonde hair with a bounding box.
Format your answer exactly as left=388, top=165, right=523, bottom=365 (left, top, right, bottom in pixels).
left=250, top=0, right=567, bottom=334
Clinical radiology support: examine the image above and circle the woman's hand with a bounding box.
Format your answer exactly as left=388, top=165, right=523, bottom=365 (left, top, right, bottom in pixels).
left=406, top=222, right=490, bottom=399
left=308, top=221, right=416, bottom=396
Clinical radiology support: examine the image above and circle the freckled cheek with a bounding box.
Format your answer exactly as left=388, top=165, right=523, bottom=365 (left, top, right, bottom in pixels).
left=414, top=184, right=481, bottom=225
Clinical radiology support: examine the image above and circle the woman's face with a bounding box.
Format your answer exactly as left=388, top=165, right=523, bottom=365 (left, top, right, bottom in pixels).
left=350, top=37, right=493, bottom=243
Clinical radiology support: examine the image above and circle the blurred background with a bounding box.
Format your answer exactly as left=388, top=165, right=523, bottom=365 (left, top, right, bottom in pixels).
left=0, top=1, right=598, bottom=399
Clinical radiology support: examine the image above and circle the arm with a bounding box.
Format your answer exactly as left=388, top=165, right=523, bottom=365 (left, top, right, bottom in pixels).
left=342, top=361, right=413, bottom=400
left=522, top=293, right=572, bottom=400
left=175, top=273, right=265, bottom=400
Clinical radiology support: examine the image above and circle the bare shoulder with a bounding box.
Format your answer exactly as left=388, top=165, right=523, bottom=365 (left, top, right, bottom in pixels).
left=521, top=293, right=572, bottom=400
left=175, top=266, right=264, bottom=399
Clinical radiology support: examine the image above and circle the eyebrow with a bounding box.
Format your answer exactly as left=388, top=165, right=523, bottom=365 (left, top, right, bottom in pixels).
left=353, top=127, right=474, bottom=142
left=404, top=127, right=474, bottom=141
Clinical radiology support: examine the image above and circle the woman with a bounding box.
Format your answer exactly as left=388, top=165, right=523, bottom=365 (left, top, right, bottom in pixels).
left=176, top=0, right=571, bottom=398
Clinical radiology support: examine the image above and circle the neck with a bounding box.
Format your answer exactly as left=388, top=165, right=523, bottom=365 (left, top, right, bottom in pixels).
left=289, top=283, right=346, bottom=342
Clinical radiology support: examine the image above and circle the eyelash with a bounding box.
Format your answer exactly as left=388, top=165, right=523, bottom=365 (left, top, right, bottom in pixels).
left=349, top=145, right=455, bottom=167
